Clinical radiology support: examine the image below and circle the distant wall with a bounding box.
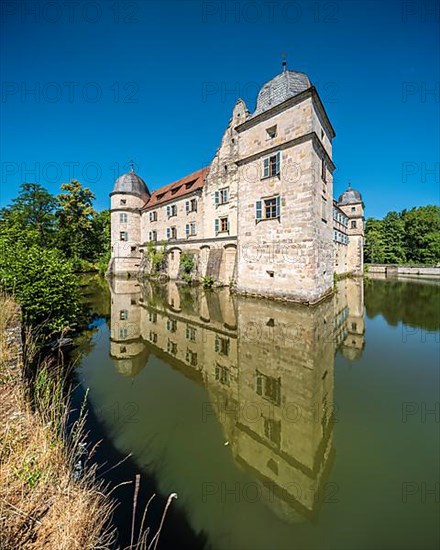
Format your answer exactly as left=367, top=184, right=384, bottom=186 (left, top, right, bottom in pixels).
left=366, top=264, right=440, bottom=277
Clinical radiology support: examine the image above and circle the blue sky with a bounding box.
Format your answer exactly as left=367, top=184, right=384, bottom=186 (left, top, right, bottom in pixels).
left=1, top=0, right=439, bottom=217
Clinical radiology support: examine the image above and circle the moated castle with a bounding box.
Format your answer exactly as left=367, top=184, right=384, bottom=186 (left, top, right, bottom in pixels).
left=109, top=66, right=364, bottom=304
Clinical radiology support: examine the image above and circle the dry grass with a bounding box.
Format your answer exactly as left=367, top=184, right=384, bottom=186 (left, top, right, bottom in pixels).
left=0, top=295, right=116, bottom=549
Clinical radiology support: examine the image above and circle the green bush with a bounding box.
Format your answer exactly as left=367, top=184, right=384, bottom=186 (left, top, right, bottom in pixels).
left=201, top=275, right=215, bottom=288
left=180, top=252, right=194, bottom=274
left=0, top=234, right=83, bottom=338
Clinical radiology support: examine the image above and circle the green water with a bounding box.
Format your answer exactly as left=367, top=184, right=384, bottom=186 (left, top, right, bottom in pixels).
left=76, top=276, right=439, bottom=550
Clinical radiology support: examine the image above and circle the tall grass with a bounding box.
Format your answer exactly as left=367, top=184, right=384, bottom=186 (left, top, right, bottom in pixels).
left=0, top=295, right=116, bottom=549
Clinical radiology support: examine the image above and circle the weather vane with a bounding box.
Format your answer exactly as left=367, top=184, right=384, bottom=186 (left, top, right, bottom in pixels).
left=129, top=160, right=135, bottom=173
left=281, top=52, right=287, bottom=72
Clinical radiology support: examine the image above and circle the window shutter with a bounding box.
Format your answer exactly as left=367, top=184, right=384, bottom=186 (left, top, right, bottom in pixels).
left=275, top=195, right=281, bottom=218
left=263, top=158, right=269, bottom=178
left=214, top=219, right=219, bottom=235
left=256, top=200, right=262, bottom=222
left=185, top=223, right=190, bottom=237
left=166, top=206, right=170, bottom=217
left=185, top=201, right=189, bottom=213
left=166, top=227, right=170, bottom=239
left=275, top=152, right=280, bottom=175
left=194, top=199, right=197, bottom=212
left=214, top=191, right=219, bottom=207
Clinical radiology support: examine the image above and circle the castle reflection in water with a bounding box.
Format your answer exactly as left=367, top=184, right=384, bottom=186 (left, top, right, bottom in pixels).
left=108, top=277, right=364, bottom=521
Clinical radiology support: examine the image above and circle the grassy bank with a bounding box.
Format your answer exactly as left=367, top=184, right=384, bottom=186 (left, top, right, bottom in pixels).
left=0, top=295, right=115, bottom=549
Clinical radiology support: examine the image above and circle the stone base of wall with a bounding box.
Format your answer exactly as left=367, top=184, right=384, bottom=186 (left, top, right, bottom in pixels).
left=366, top=265, right=440, bottom=277
left=233, top=284, right=333, bottom=306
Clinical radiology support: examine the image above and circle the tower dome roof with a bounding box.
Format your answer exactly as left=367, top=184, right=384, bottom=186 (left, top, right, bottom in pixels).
left=112, top=170, right=150, bottom=197
left=253, top=70, right=311, bottom=116
left=338, top=186, right=363, bottom=205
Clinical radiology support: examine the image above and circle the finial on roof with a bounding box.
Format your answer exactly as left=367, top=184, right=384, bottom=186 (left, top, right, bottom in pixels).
left=281, top=52, right=287, bottom=73
left=348, top=179, right=351, bottom=189
left=129, top=160, right=135, bottom=173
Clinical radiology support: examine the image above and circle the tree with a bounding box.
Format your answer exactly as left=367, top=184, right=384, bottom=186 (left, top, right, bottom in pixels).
left=364, top=218, right=385, bottom=263
left=0, top=183, right=57, bottom=246
left=403, top=205, right=440, bottom=264
left=364, top=206, right=440, bottom=266
left=382, top=211, right=406, bottom=263
left=56, top=180, right=95, bottom=261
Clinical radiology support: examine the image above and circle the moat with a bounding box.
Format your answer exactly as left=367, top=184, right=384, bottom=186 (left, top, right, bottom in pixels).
left=73, top=276, right=439, bottom=550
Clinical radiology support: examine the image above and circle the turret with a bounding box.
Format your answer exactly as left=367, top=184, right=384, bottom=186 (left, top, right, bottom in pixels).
left=108, top=166, right=150, bottom=275
left=337, top=184, right=364, bottom=274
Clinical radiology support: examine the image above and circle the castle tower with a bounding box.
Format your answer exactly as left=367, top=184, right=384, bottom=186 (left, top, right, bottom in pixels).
left=109, top=167, right=150, bottom=275
left=337, top=184, right=364, bottom=275
left=234, top=68, right=336, bottom=304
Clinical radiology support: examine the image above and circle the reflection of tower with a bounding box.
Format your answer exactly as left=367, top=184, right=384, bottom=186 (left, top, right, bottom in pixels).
left=337, top=184, right=365, bottom=275
left=227, top=298, right=335, bottom=521
left=110, top=278, right=149, bottom=376
left=340, top=278, right=365, bottom=360
left=107, top=278, right=365, bottom=522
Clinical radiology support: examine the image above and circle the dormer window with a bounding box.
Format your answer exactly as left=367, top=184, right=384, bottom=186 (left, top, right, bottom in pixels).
left=266, top=125, right=277, bottom=139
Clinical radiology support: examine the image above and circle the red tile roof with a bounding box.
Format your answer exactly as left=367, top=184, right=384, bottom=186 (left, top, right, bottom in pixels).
left=143, top=167, right=209, bottom=209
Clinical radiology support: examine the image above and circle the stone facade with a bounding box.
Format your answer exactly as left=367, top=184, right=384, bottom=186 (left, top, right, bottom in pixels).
left=109, top=68, right=364, bottom=303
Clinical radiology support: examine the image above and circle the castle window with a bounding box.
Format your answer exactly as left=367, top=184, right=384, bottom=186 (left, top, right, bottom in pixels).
left=120, top=213, right=128, bottom=223
left=166, top=226, right=177, bottom=240
left=321, top=129, right=324, bottom=140
left=264, top=417, right=281, bottom=447
left=263, top=152, right=280, bottom=178
left=266, top=125, right=277, bottom=139
left=119, top=327, right=128, bottom=339
left=149, top=211, right=157, bottom=222
left=185, top=222, right=196, bottom=237
left=167, top=318, right=177, bottom=333
left=120, top=231, right=128, bottom=241
left=120, top=310, right=128, bottom=320
left=351, top=220, right=357, bottom=229
left=215, top=217, right=229, bottom=235
left=351, top=206, right=356, bottom=212
left=185, top=198, right=197, bottom=213
left=321, top=197, right=327, bottom=222
left=256, top=370, right=281, bottom=406
left=149, top=311, right=157, bottom=323
left=215, top=364, right=229, bottom=385
left=120, top=199, right=126, bottom=205
left=167, top=339, right=177, bottom=355
left=186, top=349, right=198, bottom=367
left=215, top=335, right=230, bottom=356
left=255, top=195, right=280, bottom=222
left=214, top=187, right=229, bottom=206
left=321, top=158, right=327, bottom=183
left=149, top=331, right=157, bottom=343
left=166, top=204, right=177, bottom=217
left=186, top=325, right=197, bottom=342
left=149, top=230, right=157, bottom=242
